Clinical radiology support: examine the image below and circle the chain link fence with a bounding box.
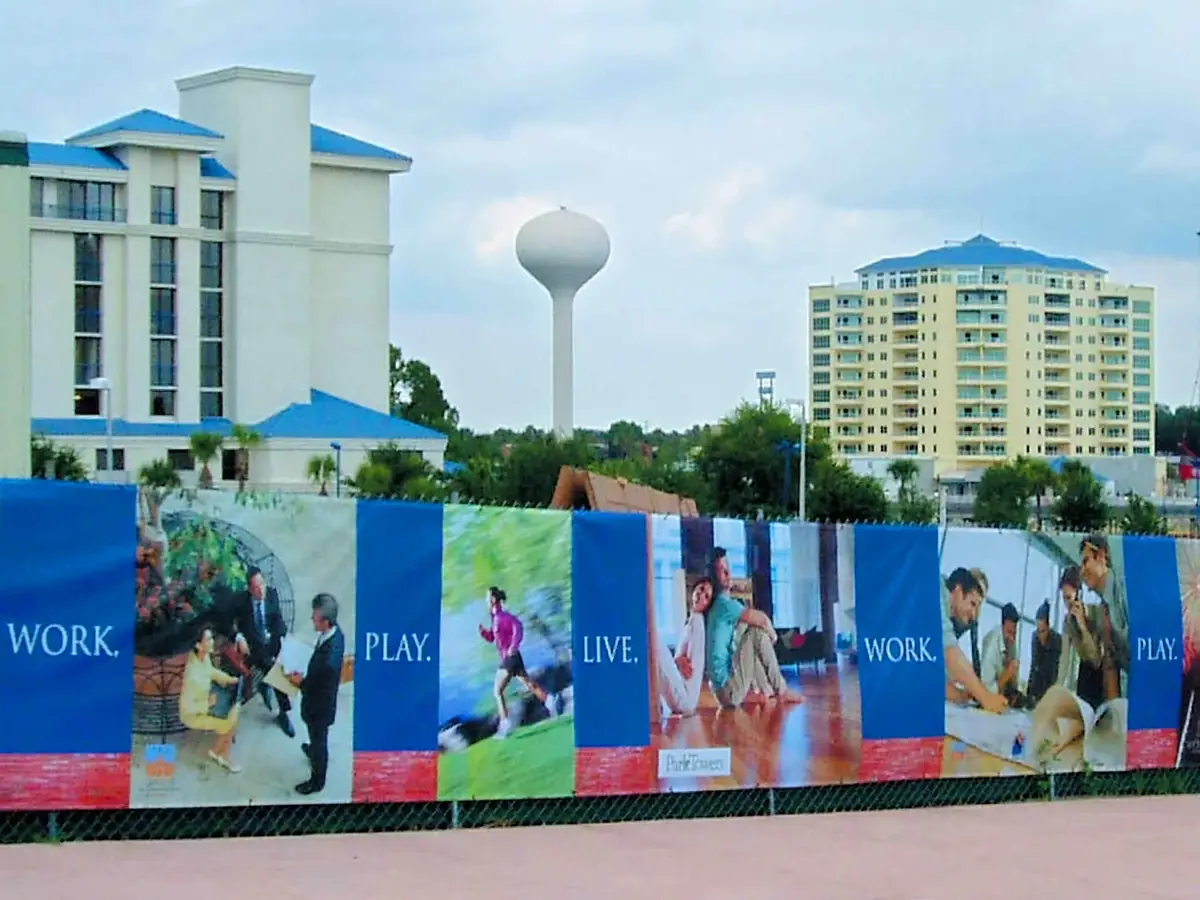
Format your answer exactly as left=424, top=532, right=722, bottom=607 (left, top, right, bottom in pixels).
left=3, top=767, right=1198, bottom=844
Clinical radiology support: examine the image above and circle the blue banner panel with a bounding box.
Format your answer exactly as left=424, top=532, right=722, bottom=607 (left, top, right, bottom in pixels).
left=572, top=511, right=651, bottom=749
left=354, top=500, right=442, bottom=752
left=0, top=480, right=136, bottom=753
left=854, top=524, right=943, bottom=741
left=1123, top=534, right=1183, bottom=732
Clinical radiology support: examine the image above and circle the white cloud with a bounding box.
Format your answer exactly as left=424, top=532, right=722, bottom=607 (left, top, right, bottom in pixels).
left=470, top=196, right=560, bottom=263
left=1134, top=143, right=1200, bottom=180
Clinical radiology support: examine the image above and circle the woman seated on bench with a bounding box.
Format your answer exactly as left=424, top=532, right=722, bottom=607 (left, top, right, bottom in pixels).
left=179, top=624, right=242, bottom=773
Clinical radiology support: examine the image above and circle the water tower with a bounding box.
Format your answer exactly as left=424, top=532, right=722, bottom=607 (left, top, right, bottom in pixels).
left=515, top=207, right=610, bottom=438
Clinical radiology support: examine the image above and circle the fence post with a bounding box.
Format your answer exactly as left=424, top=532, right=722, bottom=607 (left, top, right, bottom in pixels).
left=451, top=799, right=461, bottom=829
left=1048, top=772, right=1057, bottom=802
left=47, top=812, right=58, bottom=840
left=767, top=787, right=776, bottom=816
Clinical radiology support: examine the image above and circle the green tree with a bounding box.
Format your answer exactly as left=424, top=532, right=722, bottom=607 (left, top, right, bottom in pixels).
left=30, top=435, right=87, bottom=481
left=230, top=424, right=262, bottom=493
left=807, top=459, right=889, bottom=523
left=885, top=458, right=937, bottom=524
left=346, top=442, right=443, bottom=501
left=693, top=403, right=829, bottom=518
left=492, top=435, right=595, bottom=506
left=307, top=453, right=337, bottom=496
left=138, top=458, right=182, bottom=532
left=188, top=431, right=224, bottom=489
left=1050, top=460, right=1110, bottom=533
left=973, top=461, right=1032, bottom=528
left=390, top=344, right=459, bottom=434
left=1155, top=403, right=1200, bottom=455
left=1014, top=455, right=1058, bottom=530
left=1119, top=492, right=1167, bottom=536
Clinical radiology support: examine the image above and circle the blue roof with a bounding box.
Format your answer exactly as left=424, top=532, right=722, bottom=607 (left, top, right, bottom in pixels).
left=257, top=390, right=444, bottom=440
left=856, top=234, right=1105, bottom=275
left=32, top=417, right=233, bottom=438
left=32, top=390, right=446, bottom=442
left=310, top=124, right=411, bottom=163
left=199, top=156, right=235, bottom=179
left=69, top=109, right=223, bottom=143
left=27, top=142, right=127, bottom=171
left=443, top=460, right=465, bottom=474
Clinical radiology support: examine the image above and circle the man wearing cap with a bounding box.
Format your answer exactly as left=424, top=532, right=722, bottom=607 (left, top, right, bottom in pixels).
left=1026, top=601, right=1062, bottom=708
left=981, top=602, right=1023, bottom=707
left=943, top=566, right=1008, bottom=714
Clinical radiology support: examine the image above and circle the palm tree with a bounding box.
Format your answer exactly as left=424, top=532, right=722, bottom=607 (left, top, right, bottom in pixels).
left=1015, top=455, right=1058, bottom=530
left=138, top=458, right=182, bottom=534
left=307, top=453, right=337, bottom=496
left=886, top=458, right=920, bottom=499
left=189, top=431, right=224, bottom=489
left=230, top=424, right=263, bottom=493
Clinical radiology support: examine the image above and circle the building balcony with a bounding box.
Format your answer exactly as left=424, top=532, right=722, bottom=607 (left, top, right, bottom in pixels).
left=30, top=201, right=127, bottom=224
left=892, top=442, right=920, bottom=455
left=893, top=295, right=919, bottom=309
left=895, top=369, right=920, bottom=383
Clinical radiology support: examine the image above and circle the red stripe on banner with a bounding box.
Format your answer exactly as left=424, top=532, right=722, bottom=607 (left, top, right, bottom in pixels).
left=859, top=737, right=942, bottom=782
left=575, top=747, right=656, bottom=796
left=0, top=754, right=130, bottom=810
left=1126, top=729, right=1177, bottom=770
left=352, top=752, right=438, bottom=802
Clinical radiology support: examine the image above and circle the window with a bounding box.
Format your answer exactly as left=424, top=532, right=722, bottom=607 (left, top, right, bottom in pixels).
left=74, top=234, right=103, bottom=415
left=32, top=179, right=122, bottom=222
left=166, top=449, right=195, bottom=471
left=150, top=287, right=176, bottom=336
left=1133, top=300, right=1151, bottom=315
left=151, top=186, right=177, bottom=225
left=200, top=241, right=225, bottom=418
left=151, top=237, right=176, bottom=285
left=94, top=448, right=125, bottom=472
left=75, top=233, right=102, bottom=282
left=150, top=338, right=176, bottom=416
left=200, top=190, right=224, bottom=230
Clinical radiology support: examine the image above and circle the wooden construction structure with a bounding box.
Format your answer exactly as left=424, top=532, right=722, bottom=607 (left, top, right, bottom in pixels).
left=549, top=466, right=699, bottom=516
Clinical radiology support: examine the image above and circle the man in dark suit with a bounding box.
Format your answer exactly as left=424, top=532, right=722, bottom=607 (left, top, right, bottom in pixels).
left=231, top=566, right=295, bottom=738
left=287, top=592, right=344, bottom=795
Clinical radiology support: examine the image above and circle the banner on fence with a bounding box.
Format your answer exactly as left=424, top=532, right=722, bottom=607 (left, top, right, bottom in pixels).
left=2, top=479, right=1198, bottom=810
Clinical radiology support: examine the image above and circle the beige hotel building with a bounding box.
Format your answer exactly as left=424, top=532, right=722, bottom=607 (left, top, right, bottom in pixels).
left=808, top=234, right=1155, bottom=473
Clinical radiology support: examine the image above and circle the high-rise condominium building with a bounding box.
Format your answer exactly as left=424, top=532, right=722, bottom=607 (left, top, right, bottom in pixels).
left=808, top=235, right=1155, bottom=471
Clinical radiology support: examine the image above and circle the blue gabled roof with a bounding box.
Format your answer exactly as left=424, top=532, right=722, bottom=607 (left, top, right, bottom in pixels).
left=199, top=156, right=235, bottom=179
left=253, top=390, right=445, bottom=440
left=310, top=124, right=411, bottom=163
left=27, top=142, right=127, bottom=171
left=69, top=109, right=223, bottom=143
left=33, top=390, right=445, bottom=442
left=32, top=417, right=233, bottom=438
left=856, top=234, right=1105, bottom=275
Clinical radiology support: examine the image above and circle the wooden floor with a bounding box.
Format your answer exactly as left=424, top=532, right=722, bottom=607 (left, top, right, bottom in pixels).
left=650, top=660, right=861, bottom=790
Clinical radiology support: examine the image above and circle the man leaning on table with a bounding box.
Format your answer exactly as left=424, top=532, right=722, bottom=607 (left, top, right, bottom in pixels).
left=943, top=566, right=1009, bottom=714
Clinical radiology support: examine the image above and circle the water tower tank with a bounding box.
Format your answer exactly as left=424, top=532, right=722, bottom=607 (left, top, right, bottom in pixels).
left=515, top=207, right=610, bottom=298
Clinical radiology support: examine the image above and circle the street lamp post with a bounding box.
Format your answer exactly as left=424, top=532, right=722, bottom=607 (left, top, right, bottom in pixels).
left=89, top=376, right=112, bottom=482
left=330, top=442, right=342, bottom=498
left=785, top=399, right=808, bottom=521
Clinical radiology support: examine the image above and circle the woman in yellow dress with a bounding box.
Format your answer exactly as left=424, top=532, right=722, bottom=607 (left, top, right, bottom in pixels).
left=179, top=626, right=242, bottom=773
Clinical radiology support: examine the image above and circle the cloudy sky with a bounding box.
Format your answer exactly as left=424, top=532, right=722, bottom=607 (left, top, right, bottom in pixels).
left=4, top=0, right=1200, bottom=432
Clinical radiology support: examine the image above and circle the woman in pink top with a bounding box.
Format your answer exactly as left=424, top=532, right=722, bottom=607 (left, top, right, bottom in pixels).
left=479, top=586, right=556, bottom=738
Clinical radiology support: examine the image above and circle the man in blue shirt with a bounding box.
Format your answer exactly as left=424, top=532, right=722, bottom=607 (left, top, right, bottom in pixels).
left=702, top=547, right=804, bottom=707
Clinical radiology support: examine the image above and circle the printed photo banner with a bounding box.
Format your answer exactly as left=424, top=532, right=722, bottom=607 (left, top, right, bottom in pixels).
left=1, top=476, right=1197, bottom=811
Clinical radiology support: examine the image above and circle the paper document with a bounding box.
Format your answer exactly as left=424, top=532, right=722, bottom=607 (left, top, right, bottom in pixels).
left=278, top=636, right=314, bottom=676
left=945, top=703, right=1033, bottom=765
